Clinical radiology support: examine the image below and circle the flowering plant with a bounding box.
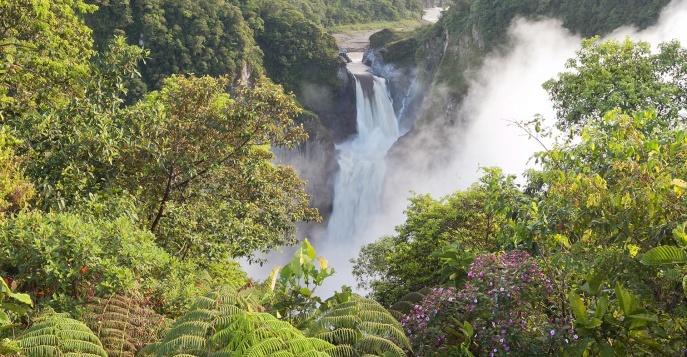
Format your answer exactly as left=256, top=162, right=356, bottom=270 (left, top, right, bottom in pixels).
left=401, top=287, right=464, bottom=356
left=403, top=251, right=578, bottom=356
left=462, top=250, right=575, bottom=355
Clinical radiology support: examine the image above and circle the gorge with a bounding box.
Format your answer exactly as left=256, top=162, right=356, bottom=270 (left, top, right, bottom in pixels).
left=254, top=0, right=687, bottom=298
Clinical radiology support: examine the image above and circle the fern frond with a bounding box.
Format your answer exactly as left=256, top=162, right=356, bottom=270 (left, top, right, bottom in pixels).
left=357, top=322, right=409, bottom=349
left=324, top=345, right=354, bottom=357
left=641, top=245, right=687, bottom=265
left=265, top=351, right=295, bottom=357
left=417, top=288, right=433, bottom=296
left=386, top=309, right=403, bottom=322
left=155, top=334, right=209, bottom=356
left=314, top=329, right=358, bottom=345
left=242, top=336, right=287, bottom=356
left=304, top=296, right=410, bottom=356
left=208, top=351, right=235, bottom=357
left=317, top=315, right=361, bottom=329
left=354, top=335, right=405, bottom=357
left=17, top=309, right=107, bottom=357
left=297, top=351, right=329, bottom=357
left=357, top=311, right=401, bottom=327
left=145, top=288, right=335, bottom=357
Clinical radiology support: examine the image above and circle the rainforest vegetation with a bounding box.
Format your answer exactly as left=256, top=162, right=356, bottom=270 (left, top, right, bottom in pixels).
left=2, top=0, right=687, bottom=356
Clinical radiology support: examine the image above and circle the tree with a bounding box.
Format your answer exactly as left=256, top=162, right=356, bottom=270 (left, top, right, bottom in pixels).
left=543, top=37, right=687, bottom=133
left=118, top=75, right=320, bottom=261
left=0, top=128, right=33, bottom=218
left=253, top=3, right=339, bottom=94
left=114, top=0, right=263, bottom=89
left=4, top=36, right=145, bottom=212
left=0, top=0, right=96, bottom=118
left=352, top=171, right=514, bottom=307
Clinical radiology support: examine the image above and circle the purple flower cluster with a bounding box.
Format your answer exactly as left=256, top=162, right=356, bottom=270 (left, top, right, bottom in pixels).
left=462, top=251, right=573, bottom=355
left=402, top=251, right=577, bottom=356
left=401, top=287, right=461, bottom=355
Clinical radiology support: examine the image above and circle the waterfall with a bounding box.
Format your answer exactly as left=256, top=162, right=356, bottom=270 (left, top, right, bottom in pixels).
left=326, top=73, right=400, bottom=244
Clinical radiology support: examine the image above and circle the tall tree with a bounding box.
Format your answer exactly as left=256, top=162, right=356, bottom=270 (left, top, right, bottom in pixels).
left=253, top=3, right=339, bottom=94
left=119, top=75, right=320, bottom=260
left=0, top=0, right=95, bottom=117
left=544, top=37, right=687, bottom=133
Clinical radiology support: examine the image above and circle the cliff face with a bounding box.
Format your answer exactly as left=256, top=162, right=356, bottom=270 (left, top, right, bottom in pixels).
left=273, top=112, right=337, bottom=238
left=301, top=65, right=358, bottom=144
left=273, top=61, right=358, bottom=237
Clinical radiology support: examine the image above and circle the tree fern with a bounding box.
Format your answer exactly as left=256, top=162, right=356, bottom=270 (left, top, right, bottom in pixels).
left=16, top=309, right=107, bottom=357
left=82, top=292, right=169, bottom=357
left=141, top=288, right=338, bottom=357
left=388, top=291, right=425, bottom=317
left=306, top=296, right=411, bottom=357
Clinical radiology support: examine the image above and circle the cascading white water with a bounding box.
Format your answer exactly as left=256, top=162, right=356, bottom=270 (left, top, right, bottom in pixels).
left=326, top=73, right=400, bottom=244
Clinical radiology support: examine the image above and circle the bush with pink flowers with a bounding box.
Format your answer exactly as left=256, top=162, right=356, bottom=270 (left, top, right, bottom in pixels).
left=403, top=251, right=579, bottom=356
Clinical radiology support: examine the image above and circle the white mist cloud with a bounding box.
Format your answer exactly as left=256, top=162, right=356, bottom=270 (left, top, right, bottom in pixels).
left=608, top=0, right=687, bottom=44
left=244, top=0, right=687, bottom=298
left=437, top=18, right=580, bottom=189
left=321, top=0, right=687, bottom=297
left=423, top=0, right=687, bottom=194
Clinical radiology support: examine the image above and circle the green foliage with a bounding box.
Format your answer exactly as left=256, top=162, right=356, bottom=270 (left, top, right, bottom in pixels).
left=16, top=309, right=107, bottom=357
left=544, top=37, right=687, bottom=133
left=0, top=210, right=207, bottom=313
left=253, top=3, right=340, bottom=95
left=0, top=0, right=96, bottom=116
left=264, top=239, right=335, bottom=325
left=119, top=75, right=319, bottom=261
left=5, top=36, right=145, bottom=212
left=352, top=171, right=513, bottom=306
left=84, top=0, right=417, bottom=95
left=531, top=109, right=687, bottom=251
left=312, top=0, right=423, bottom=27
left=640, top=223, right=687, bottom=297
left=82, top=293, right=169, bottom=357
left=430, top=243, right=475, bottom=288
left=86, top=0, right=263, bottom=89
left=567, top=283, right=664, bottom=356
left=1, top=279, right=32, bottom=354
left=306, top=296, right=411, bottom=356
left=0, top=128, right=33, bottom=218
left=141, top=287, right=340, bottom=357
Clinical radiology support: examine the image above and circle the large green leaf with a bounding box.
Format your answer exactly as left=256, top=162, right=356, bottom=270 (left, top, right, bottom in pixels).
left=599, top=341, right=615, bottom=357
left=568, top=290, right=588, bottom=324
left=290, top=239, right=317, bottom=278
left=672, top=223, right=687, bottom=248
left=640, top=245, right=687, bottom=265
left=594, top=295, right=609, bottom=319
left=615, top=283, right=636, bottom=316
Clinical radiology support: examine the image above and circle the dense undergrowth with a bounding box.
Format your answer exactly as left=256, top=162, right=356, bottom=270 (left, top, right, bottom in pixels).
left=2, top=0, right=687, bottom=356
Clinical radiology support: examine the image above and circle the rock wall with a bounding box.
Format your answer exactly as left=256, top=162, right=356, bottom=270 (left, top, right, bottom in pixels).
left=273, top=62, right=358, bottom=238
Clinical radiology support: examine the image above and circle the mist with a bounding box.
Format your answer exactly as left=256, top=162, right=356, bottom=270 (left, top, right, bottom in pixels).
left=376, top=0, right=687, bottom=225
left=245, top=0, right=687, bottom=298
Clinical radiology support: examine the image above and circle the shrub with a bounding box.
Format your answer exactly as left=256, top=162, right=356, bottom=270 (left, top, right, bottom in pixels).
left=403, top=251, right=578, bottom=356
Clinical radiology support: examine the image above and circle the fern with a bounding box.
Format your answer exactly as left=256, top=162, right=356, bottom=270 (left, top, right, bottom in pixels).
left=16, top=309, right=107, bottom=357
left=641, top=245, right=687, bottom=265
left=388, top=291, right=429, bottom=325
left=141, top=287, right=338, bottom=357
left=82, top=292, right=169, bottom=357
left=355, top=335, right=405, bottom=357
left=306, top=296, right=411, bottom=356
